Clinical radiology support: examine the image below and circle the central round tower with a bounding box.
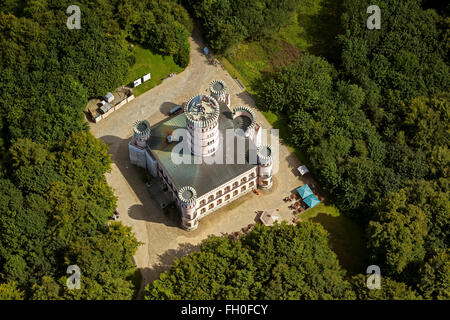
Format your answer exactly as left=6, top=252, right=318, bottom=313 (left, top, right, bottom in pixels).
left=184, top=94, right=220, bottom=157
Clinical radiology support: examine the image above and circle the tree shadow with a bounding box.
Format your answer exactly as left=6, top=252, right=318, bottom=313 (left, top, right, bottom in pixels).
left=284, top=152, right=301, bottom=171
left=235, top=91, right=256, bottom=106
left=137, top=242, right=201, bottom=298
left=191, top=23, right=211, bottom=61
left=309, top=212, right=366, bottom=275
left=298, top=0, right=343, bottom=64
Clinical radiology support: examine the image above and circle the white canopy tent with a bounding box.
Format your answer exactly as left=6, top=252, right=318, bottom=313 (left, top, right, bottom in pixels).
left=297, top=165, right=309, bottom=175
left=259, top=210, right=281, bottom=227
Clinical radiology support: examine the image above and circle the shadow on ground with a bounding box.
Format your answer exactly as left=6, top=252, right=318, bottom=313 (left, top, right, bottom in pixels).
left=298, top=0, right=343, bottom=63
left=159, top=101, right=178, bottom=115
left=310, top=212, right=366, bottom=275
left=138, top=242, right=201, bottom=298
left=101, top=134, right=181, bottom=229
left=235, top=91, right=255, bottom=106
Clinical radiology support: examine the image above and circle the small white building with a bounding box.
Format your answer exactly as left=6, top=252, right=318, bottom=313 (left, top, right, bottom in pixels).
left=105, top=92, right=114, bottom=103
left=297, top=165, right=309, bottom=176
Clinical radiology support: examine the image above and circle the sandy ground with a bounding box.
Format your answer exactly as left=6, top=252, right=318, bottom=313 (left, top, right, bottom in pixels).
left=89, top=28, right=315, bottom=297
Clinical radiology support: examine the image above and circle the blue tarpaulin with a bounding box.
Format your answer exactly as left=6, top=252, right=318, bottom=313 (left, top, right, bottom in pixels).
left=296, top=184, right=313, bottom=199
left=303, top=194, right=320, bottom=208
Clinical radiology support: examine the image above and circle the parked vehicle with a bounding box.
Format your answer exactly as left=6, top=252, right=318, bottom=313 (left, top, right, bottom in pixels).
left=169, top=105, right=182, bottom=115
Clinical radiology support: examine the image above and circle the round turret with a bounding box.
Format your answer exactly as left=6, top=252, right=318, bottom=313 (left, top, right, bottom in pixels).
left=178, top=185, right=197, bottom=204
left=257, top=145, right=273, bottom=189
left=133, top=120, right=151, bottom=148
left=178, top=186, right=198, bottom=230
left=232, top=105, right=257, bottom=138
left=184, top=94, right=220, bottom=157
left=209, top=80, right=227, bottom=102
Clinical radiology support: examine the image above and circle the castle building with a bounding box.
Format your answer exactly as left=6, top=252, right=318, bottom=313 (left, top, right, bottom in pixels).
left=128, top=80, right=273, bottom=231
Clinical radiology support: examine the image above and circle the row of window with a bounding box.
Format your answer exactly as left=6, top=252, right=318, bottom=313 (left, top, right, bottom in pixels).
left=199, top=182, right=253, bottom=215
left=199, top=178, right=256, bottom=207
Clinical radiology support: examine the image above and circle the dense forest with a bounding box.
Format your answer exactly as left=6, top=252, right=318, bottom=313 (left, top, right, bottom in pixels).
left=256, top=0, right=449, bottom=297
left=145, top=222, right=422, bottom=300
left=147, top=0, right=449, bottom=300
left=0, top=0, right=191, bottom=299
left=183, top=0, right=300, bottom=53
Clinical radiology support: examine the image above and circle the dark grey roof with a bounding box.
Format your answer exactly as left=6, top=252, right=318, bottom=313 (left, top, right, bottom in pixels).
left=233, top=115, right=253, bottom=132
left=134, top=120, right=151, bottom=137
left=100, top=103, right=112, bottom=114
left=212, top=81, right=224, bottom=92
left=105, top=92, right=114, bottom=99
left=147, top=103, right=258, bottom=197
left=182, top=189, right=194, bottom=199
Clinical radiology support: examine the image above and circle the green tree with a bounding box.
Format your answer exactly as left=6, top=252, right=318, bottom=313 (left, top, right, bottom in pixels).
left=186, top=0, right=299, bottom=53
left=418, top=249, right=450, bottom=300
left=350, top=274, right=420, bottom=300
left=367, top=190, right=427, bottom=275
left=123, top=0, right=192, bottom=67
left=145, top=222, right=355, bottom=300
left=0, top=281, right=24, bottom=300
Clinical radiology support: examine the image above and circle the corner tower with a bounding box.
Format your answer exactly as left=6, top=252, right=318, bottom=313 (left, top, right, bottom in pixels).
left=178, top=186, right=198, bottom=230
left=232, top=105, right=262, bottom=147
left=133, top=120, right=151, bottom=148
left=257, top=145, right=273, bottom=189
left=209, top=80, right=227, bottom=103
left=129, top=120, right=151, bottom=168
